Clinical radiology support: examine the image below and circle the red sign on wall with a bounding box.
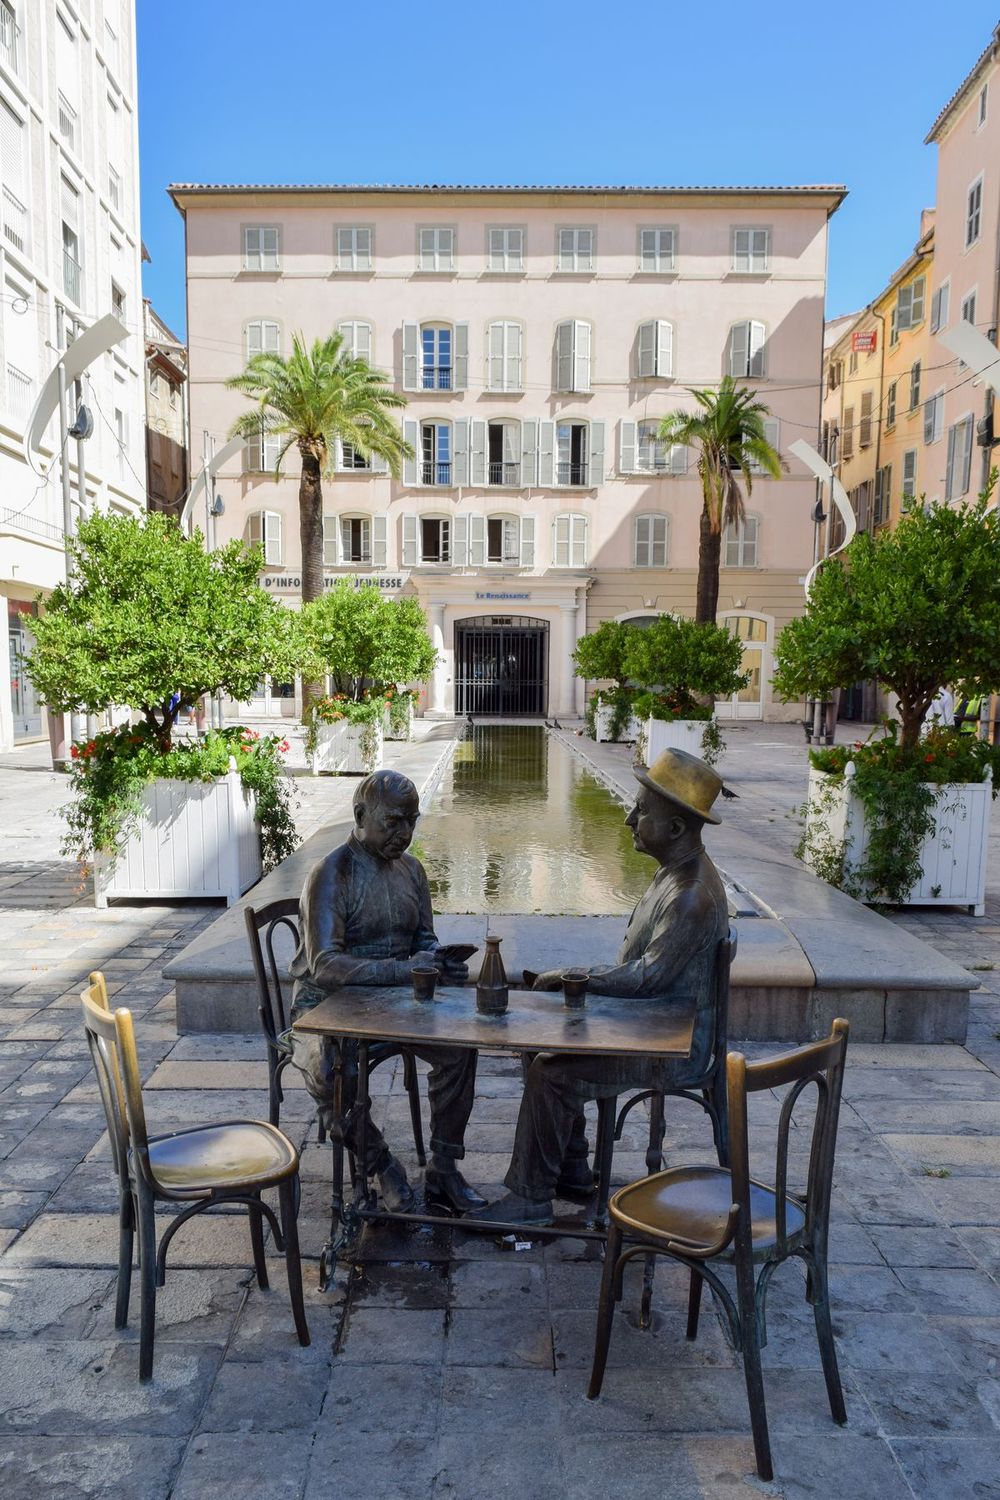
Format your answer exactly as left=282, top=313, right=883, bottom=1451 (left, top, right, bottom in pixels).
left=852, top=330, right=877, bottom=353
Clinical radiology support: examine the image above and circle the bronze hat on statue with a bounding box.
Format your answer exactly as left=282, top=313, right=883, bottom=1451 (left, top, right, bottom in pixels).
left=633, top=746, right=724, bottom=825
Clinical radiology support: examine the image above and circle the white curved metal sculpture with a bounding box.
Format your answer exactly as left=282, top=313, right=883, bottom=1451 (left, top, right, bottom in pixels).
left=789, top=438, right=857, bottom=597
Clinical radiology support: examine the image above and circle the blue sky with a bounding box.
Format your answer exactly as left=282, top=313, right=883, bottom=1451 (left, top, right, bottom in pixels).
left=138, top=0, right=997, bottom=339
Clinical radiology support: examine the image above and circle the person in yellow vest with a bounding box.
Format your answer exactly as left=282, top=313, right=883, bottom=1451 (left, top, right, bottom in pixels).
left=955, top=696, right=983, bottom=735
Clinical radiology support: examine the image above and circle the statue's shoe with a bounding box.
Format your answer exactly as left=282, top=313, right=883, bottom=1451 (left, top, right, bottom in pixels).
left=424, top=1166, right=488, bottom=1216
left=468, top=1192, right=554, bottom=1226
left=377, top=1155, right=416, bottom=1214
left=555, top=1159, right=597, bottom=1202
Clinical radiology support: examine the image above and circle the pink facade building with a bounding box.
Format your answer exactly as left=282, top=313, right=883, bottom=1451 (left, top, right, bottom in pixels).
left=171, top=184, right=845, bottom=720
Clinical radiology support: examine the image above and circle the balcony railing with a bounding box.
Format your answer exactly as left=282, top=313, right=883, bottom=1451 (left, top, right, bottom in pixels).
left=63, top=250, right=82, bottom=305
left=0, top=5, right=19, bottom=75
left=556, top=461, right=589, bottom=486
left=421, top=364, right=453, bottom=391
left=421, top=461, right=452, bottom=485
left=3, top=185, right=27, bottom=254
left=6, top=364, right=32, bottom=423
left=488, top=461, right=520, bottom=486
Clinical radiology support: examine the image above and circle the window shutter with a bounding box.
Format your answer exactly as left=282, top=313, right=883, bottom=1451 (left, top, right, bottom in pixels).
left=370, top=449, right=388, bottom=475
left=859, top=392, right=873, bottom=448
left=469, top=420, right=486, bottom=486
left=441, top=227, right=455, bottom=268
left=521, top=420, right=538, bottom=485
left=902, top=450, right=917, bottom=498
left=371, top=514, right=387, bottom=567
left=553, top=515, right=569, bottom=566
left=574, top=320, right=592, bottom=391
left=619, top=420, right=637, bottom=474
left=468, top=514, right=485, bottom=566
left=538, top=421, right=555, bottom=486
left=897, top=284, right=913, bottom=331
left=763, top=418, right=779, bottom=460
left=248, top=511, right=262, bottom=547
left=752, top=229, right=769, bottom=268
left=453, top=419, right=469, bottom=487
left=401, top=514, right=418, bottom=566
left=637, top=320, right=655, bottom=377
left=489, top=227, right=505, bottom=269
left=323, top=515, right=339, bottom=565
left=842, top=406, right=854, bottom=460
left=508, top=227, right=523, bottom=269
left=733, top=228, right=750, bottom=270
left=355, top=226, right=371, bottom=269
left=588, top=421, right=605, bottom=484
left=651, top=515, right=668, bottom=566
left=246, top=322, right=263, bottom=358
left=558, top=228, right=574, bottom=268
left=639, top=228, right=657, bottom=271
left=454, top=322, right=469, bottom=390
left=0, top=103, right=24, bottom=195
left=402, top=420, right=419, bottom=485
left=749, top=321, right=766, bottom=377
left=911, top=277, right=925, bottom=324
left=487, top=322, right=505, bottom=390
left=669, top=443, right=688, bottom=475
left=634, top=515, right=651, bottom=567
left=571, top=515, right=587, bottom=567
left=402, top=323, right=419, bottom=391
left=555, top=321, right=573, bottom=391
left=945, top=424, right=958, bottom=500
left=419, top=227, right=435, bottom=269
left=502, top=422, right=518, bottom=469
left=519, top=515, right=535, bottom=567
left=263, top=511, right=282, bottom=565
left=507, top=322, right=522, bottom=390
left=960, top=417, right=973, bottom=495
left=745, top=516, right=759, bottom=566
left=656, top=320, right=673, bottom=377
left=729, top=321, right=748, bottom=377
left=452, top=515, right=469, bottom=567
left=923, top=400, right=935, bottom=445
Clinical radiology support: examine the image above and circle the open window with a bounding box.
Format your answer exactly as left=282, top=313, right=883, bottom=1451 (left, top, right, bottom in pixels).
left=402, top=321, right=468, bottom=391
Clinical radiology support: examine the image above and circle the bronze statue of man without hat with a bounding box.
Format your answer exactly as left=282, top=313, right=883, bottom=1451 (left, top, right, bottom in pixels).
left=477, top=747, right=730, bottom=1224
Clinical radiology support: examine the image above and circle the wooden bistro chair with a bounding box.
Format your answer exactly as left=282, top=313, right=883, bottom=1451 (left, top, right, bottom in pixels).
left=245, top=898, right=427, bottom=1164
left=588, top=1019, right=850, bottom=1483
left=80, top=973, right=310, bottom=1381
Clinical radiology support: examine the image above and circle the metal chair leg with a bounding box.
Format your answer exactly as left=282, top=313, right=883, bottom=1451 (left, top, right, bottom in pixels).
left=402, top=1050, right=426, bottom=1166
left=115, top=1189, right=134, bottom=1329
left=248, top=1193, right=270, bottom=1289
left=809, top=1259, right=847, bottom=1424
left=685, top=1268, right=703, bottom=1340
left=136, top=1191, right=157, bottom=1382
left=587, top=1220, right=623, bottom=1399
left=593, top=1097, right=617, bottom=1226
left=737, top=1271, right=773, bottom=1482
left=278, top=1174, right=311, bottom=1348
left=639, top=1093, right=667, bottom=1328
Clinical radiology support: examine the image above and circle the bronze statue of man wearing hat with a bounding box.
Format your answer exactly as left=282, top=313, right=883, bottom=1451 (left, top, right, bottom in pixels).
left=476, top=747, right=730, bottom=1224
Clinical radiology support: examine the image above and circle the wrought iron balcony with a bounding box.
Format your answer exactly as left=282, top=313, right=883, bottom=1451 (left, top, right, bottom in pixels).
left=556, top=461, right=589, bottom=486
left=421, top=365, right=453, bottom=391
left=421, top=461, right=452, bottom=486
left=488, top=461, right=520, bottom=486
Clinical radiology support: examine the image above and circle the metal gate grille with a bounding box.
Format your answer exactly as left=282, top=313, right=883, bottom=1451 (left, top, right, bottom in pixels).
left=454, top=616, right=549, bottom=717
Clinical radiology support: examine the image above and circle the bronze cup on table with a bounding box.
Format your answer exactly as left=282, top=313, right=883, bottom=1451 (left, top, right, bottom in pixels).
left=411, top=964, right=441, bottom=1002
left=561, top=968, right=589, bottom=1009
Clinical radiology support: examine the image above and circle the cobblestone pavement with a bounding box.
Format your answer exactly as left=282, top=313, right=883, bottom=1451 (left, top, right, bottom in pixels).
left=0, top=725, right=998, bottom=1500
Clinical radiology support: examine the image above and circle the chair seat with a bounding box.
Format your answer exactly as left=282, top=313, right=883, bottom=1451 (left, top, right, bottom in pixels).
left=610, top=1164, right=805, bottom=1256
left=140, top=1121, right=299, bottom=1195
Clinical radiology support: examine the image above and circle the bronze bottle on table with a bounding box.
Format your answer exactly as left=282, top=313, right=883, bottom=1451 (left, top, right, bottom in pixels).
left=476, top=935, right=508, bottom=1015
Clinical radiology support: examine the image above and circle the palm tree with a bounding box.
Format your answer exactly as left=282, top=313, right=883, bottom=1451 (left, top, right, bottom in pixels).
left=226, top=332, right=412, bottom=708
left=657, top=376, right=782, bottom=624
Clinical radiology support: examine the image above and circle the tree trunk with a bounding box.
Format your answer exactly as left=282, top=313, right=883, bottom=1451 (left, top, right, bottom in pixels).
left=695, top=506, right=721, bottom=624
left=899, top=700, right=926, bottom=755
left=298, top=449, right=326, bottom=716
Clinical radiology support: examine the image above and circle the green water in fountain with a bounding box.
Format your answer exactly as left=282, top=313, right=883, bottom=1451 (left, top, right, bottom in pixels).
left=412, top=725, right=652, bottom=915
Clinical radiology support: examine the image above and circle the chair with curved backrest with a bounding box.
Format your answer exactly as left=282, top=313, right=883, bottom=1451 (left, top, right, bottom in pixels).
left=244, top=899, right=426, bottom=1164
left=80, top=972, right=309, bottom=1381
left=588, top=1018, right=850, bottom=1483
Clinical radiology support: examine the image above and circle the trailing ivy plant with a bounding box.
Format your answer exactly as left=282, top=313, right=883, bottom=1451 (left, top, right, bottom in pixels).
left=306, top=694, right=383, bottom=770
left=385, top=687, right=418, bottom=739
left=63, top=725, right=297, bottom=874
left=586, top=686, right=639, bottom=743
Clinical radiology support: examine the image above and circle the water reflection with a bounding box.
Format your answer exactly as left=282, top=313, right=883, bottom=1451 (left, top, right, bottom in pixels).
left=413, top=725, right=651, bottom=915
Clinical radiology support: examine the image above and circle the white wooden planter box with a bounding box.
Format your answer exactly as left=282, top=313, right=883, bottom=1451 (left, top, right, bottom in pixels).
left=94, top=765, right=262, bottom=909
left=646, top=716, right=713, bottom=760
left=311, top=719, right=384, bottom=776
left=594, top=698, right=642, bottom=742
left=806, top=764, right=993, bottom=915
left=383, top=698, right=414, bottom=741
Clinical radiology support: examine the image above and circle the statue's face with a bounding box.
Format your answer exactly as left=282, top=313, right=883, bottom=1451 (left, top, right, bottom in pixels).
left=625, top=788, right=687, bottom=862
left=356, top=789, right=421, bottom=861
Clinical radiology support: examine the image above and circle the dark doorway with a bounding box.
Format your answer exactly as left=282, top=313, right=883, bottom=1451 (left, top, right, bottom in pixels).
left=454, top=616, right=548, bottom=716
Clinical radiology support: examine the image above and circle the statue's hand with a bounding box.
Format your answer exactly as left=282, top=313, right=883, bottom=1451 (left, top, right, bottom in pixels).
left=531, top=969, right=563, bottom=992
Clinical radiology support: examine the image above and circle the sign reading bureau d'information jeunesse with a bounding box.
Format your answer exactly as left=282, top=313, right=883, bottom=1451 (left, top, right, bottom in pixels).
left=260, top=573, right=409, bottom=596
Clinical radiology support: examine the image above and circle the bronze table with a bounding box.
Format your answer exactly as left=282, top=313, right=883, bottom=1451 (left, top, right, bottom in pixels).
left=293, top=985, right=696, bottom=1285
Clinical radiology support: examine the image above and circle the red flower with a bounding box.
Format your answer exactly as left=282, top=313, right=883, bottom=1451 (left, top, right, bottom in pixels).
left=70, top=744, right=80, bottom=759
left=924, top=753, right=935, bottom=763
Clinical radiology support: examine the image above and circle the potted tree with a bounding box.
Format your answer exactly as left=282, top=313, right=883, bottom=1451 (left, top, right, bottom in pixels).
left=25, top=513, right=298, bottom=907
left=625, top=615, right=747, bottom=766
left=573, top=620, right=643, bottom=743
left=773, top=487, right=1000, bottom=913
left=298, top=582, right=436, bottom=774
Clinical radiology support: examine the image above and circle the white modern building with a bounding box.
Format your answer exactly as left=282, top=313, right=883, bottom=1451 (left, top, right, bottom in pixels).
left=0, top=0, right=145, bottom=752
left=171, top=182, right=845, bottom=721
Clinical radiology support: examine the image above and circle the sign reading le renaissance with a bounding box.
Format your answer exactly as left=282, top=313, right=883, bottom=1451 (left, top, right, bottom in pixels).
left=260, top=573, right=408, bottom=596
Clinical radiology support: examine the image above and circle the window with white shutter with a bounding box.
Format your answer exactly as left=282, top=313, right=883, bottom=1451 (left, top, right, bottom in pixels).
left=486, top=421, right=521, bottom=485
left=486, top=514, right=522, bottom=564
left=961, top=290, right=977, bottom=328
left=552, top=512, right=588, bottom=567
left=556, top=422, right=590, bottom=486
left=886, top=381, right=897, bottom=429
left=930, top=281, right=950, bottom=333
left=923, top=391, right=944, bottom=445
left=909, top=361, right=921, bottom=411
left=638, top=226, right=676, bottom=272
left=723, top=514, right=760, bottom=567
left=249, top=510, right=283, bottom=565
left=556, top=227, right=594, bottom=272
left=418, top=226, right=455, bottom=271
left=732, top=227, right=770, bottom=273
left=487, top=226, right=523, bottom=272
left=339, top=320, right=372, bottom=363
left=966, top=177, right=983, bottom=247
left=243, top=225, right=280, bottom=272
left=897, top=277, right=926, bottom=332
left=633, top=514, right=668, bottom=567
left=323, top=515, right=338, bottom=565
left=636, top=421, right=668, bottom=473
left=729, top=320, right=766, bottom=378
left=340, top=515, right=372, bottom=564
left=245, top=427, right=283, bottom=473
left=748, top=418, right=780, bottom=474
left=0, top=101, right=27, bottom=254
left=945, top=416, right=974, bottom=500
left=486, top=321, right=523, bottom=391
left=339, top=440, right=372, bottom=471
left=245, top=320, right=280, bottom=359
left=859, top=392, right=874, bottom=448
left=636, top=320, right=674, bottom=378
left=420, top=422, right=452, bottom=485
left=335, top=225, right=372, bottom=271
left=554, top=320, right=592, bottom=392
left=902, top=449, right=917, bottom=500
left=842, top=406, right=855, bottom=460
left=419, top=517, right=451, bottom=562
left=420, top=323, right=465, bottom=390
